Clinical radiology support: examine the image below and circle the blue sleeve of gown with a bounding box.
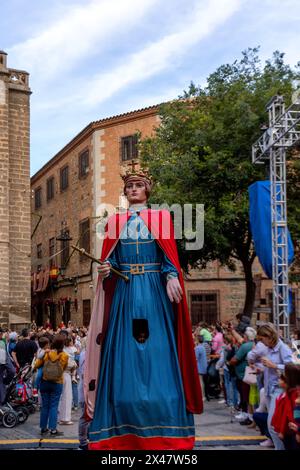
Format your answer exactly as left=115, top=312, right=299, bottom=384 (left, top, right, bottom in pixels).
left=160, top=251, right=178, bottom=281
left=105, top=249, right=119, bottom=270
left=103, top=248, right=119, bottom=279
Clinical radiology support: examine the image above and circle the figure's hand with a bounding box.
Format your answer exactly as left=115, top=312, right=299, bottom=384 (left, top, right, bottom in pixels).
left=166, top=278, right=183, bottom=304
left=97, top=262, right=111, bottom=280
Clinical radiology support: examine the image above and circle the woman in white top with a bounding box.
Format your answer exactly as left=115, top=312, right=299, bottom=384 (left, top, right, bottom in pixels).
left=58, top=337, right=77, bottom=424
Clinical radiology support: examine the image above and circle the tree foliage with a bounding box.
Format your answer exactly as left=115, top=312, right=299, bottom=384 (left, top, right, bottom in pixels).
left=140, top=48, right=300, bottom=316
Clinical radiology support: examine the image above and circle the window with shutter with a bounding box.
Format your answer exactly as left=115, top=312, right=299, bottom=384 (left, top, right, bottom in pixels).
left=190, top=291, right=219, bottom=326
left=120, top=135, right=138, bottom=162
left=35, top=187, right=42, bottom=209
left=79, top=219, right=90, bottom=260
left=79, top=150, right=89, bottom=178
left=83, top=299, right=91, bottom=326
left=37, top=243, right=42, bottom=259
left=47, top=176, right=55, bottom=201
left=60, top=166, right=69, bottom=191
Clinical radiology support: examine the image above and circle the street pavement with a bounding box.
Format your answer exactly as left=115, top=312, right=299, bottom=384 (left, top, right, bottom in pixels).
left=0, top=400, right=270, bottom=450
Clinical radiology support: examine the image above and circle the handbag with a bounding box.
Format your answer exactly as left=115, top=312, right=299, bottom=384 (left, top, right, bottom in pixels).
left=243, top=365, right=257, bottom=385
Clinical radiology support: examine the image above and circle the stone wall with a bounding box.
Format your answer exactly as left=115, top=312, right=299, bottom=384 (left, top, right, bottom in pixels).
left=31, top=133, right=94, bottom=326
left=0, top=51, right=31, bottom=327
left=0, top=55, right=10, bottom=326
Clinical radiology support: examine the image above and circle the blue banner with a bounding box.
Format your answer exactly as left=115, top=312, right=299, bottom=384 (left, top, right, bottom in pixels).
left=248, top=180, right=294, bottom=279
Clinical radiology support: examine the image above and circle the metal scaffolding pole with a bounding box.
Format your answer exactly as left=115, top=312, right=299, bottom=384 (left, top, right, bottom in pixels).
left=270, top=146, right=289, bottom=339
left=252, top=94, right=300, bottom=341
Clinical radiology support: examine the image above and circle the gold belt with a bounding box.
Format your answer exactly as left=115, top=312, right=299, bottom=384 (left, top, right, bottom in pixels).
left=120, top=263, right=161, bottom=275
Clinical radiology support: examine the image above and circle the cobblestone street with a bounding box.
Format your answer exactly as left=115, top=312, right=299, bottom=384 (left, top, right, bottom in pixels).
left=0, top=400, right=270, bottom=450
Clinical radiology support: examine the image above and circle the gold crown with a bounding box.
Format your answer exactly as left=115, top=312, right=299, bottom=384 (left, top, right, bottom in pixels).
left=121, top=160, right=152, bottom=186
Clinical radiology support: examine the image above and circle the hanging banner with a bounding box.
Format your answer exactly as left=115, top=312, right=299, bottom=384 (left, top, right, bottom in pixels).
left=248, top=180, right=294, bottom=279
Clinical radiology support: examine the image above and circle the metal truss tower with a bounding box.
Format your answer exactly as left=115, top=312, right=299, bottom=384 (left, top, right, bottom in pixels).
left=252, top=94, right=300, bottom=340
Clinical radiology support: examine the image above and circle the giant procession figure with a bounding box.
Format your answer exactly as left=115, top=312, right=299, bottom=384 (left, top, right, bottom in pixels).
left=84, top=166, right=203, bottom=450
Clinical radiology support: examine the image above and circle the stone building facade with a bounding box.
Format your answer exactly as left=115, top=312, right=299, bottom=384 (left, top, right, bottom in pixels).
left=0, top=51, right=31, bottom=329
left=31, top=105, right=300, bottom=329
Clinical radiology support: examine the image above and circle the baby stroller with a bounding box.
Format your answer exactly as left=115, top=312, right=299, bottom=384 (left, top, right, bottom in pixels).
left=0, top=405, right=18, bottom=428
left=206, top=358, right=221, bottom=399
left=4, top=364, right=37, bottom=424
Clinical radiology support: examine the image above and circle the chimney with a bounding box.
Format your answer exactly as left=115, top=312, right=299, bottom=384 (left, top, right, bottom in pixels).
left=0, top=50, right=8, bottom=70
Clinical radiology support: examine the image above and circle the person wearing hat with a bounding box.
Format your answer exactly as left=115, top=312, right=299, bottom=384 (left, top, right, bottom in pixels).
left=84, top=166, right=202, bottom=450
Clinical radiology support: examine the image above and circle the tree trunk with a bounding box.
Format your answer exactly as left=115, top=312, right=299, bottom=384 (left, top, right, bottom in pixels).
left=241, top=258, right=256, bottom=319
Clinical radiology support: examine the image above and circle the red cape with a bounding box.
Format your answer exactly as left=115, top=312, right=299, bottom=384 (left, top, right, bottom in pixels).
left=100, top=208, right=203, bottom=415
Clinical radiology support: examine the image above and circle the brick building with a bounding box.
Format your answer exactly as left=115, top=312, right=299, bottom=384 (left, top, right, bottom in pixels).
left=31, top=106, right=159, bottom=328
left=31, top=106, right=300, bottom=329
left=0, top=51, right=31, bottom=329
left=186, top=260, right=299, bottom=328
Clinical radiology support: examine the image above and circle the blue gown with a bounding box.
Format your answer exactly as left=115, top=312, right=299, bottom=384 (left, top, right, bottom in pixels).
left=88, top=209, right=194, bottom=448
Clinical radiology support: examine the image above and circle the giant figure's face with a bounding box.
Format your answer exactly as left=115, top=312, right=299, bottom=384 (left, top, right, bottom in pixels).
left=125, top=179, right=147, bottom=205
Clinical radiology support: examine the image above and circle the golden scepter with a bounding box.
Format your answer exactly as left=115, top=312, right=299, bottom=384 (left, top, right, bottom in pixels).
left=71, top=245, right=129, bottom=282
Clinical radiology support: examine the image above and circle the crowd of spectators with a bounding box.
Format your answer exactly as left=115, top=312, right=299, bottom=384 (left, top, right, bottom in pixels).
left=1, top=315, right=300, bottom=451
left=0, top=321, right=89, bottom=448
left=193, top=315, right=300, bottom=450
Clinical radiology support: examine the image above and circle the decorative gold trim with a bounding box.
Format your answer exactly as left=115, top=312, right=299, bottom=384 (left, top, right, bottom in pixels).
left=91, top=433, right=195, bottom=443
left=121, top=270, right=161, bottom=274
left=120, top=263, right=161, bottom=266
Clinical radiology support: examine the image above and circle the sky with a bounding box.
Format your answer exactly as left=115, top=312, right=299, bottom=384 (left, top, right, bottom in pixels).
left=1, top=0, right=300, bottom=176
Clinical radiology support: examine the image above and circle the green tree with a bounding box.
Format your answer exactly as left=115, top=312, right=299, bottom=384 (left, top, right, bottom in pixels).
left=141, top=48, right=300, bottom=318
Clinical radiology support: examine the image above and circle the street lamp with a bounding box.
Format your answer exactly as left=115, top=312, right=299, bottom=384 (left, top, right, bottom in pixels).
left=56, top=220, right=72, bottom=279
